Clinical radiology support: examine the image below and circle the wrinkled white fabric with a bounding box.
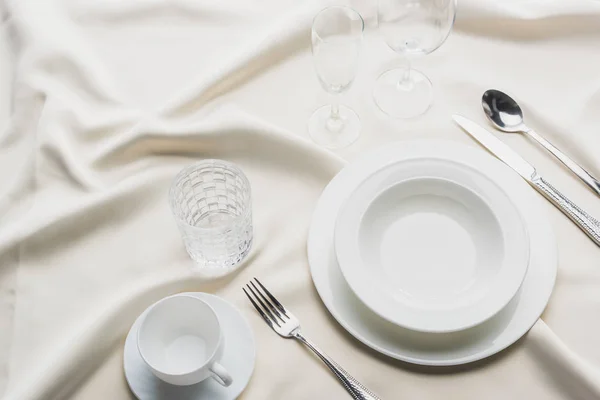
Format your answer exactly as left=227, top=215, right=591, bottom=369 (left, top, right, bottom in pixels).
left=1, top=0, right=600, bottom=399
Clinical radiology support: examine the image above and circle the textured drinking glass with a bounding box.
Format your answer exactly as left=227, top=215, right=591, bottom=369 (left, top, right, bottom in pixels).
left=374, top=0, right=456, bottom=118
left=169, top=160, right=253, bottom=273
left=309, top=6, right=364, bottom=149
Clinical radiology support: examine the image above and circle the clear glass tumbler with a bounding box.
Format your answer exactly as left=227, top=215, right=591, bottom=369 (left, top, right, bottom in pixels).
left=169, top=160, right=253, bottom=274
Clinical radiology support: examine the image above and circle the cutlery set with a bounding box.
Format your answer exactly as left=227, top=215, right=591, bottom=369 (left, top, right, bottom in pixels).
left=457, top=89, right=600, bottom=246
left=454, top=114, right=600, bottom=246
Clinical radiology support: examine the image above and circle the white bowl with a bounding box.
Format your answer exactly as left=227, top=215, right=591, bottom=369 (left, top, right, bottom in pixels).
left=334, top=157, right=529, bottom=333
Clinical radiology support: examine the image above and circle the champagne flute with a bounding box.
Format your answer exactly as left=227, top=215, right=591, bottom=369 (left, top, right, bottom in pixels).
left=374, top=0, right=456, bottom=119
left=309, top=6, right=364, bottom=149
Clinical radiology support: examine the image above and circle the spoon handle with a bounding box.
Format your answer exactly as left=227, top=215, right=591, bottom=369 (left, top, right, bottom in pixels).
left=532, top=176, right=600, bottom=246
left=525, top=128, right=600, bottom=197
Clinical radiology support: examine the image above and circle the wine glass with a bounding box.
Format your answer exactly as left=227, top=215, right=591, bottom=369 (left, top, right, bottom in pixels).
left=374, top=0, right=456, bottom=118
left=309, top=6, right=364, bottom=149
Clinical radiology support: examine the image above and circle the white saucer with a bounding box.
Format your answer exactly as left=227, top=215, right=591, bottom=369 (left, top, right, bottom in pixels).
left=308, top=140, right=557, bottom=366
left=334, top=157, right=529, bottom=333
left=124, top=292, right=255, bottom=399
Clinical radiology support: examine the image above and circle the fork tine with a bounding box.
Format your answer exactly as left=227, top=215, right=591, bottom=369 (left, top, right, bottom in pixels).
left=243, top=288, right=275, bottom=329
left=254, top=278, right=288, bottom=317
left=250, top=281, right=286, bottom=323
left=246, top=283, right=282, bottom=327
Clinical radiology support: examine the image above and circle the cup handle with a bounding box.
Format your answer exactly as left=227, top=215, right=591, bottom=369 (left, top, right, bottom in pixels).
left=209, top=362, right=233, bottom=387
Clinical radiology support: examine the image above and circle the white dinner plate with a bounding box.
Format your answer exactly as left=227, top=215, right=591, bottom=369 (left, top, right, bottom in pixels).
left=334, top=157, right=529, bottom=332
left=124, top=292, right=256, bottom=400
left=308, top=140, right=557, bottom=366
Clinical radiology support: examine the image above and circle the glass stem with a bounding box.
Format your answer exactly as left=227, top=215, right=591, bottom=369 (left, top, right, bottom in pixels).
left=326, top=95, right=344, bottom=132
left=330, top=98, right=341, bottom=120
left=398, top=57, right=413, bottom=90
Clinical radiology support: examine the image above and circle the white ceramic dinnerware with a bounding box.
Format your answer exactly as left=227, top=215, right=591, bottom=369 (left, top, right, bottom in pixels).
left=125, top=293, right=255, bottom=400
left=308, top=140, right=557, bottom=366
left=137, top=294, right=232, bottom=387
left=334, top=157, right=529, bottom=333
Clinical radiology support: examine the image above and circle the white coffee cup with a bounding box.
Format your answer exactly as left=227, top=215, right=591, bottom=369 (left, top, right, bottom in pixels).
left=137, top=294, right=233, bottom=386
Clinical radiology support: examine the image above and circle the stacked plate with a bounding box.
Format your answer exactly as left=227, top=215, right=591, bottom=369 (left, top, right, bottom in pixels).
left=307, top=140, right=557, bottom=366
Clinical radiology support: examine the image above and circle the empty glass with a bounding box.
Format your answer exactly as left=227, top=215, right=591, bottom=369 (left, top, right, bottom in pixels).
left=169, top=160, right=253, bottom=274
left=309, top=6, right=364, bottom=149
left=374, top=0, right=457, bottom=118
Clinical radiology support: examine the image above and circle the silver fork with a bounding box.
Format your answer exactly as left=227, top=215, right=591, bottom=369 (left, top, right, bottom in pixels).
left=243, top=278, right=382, bottom=400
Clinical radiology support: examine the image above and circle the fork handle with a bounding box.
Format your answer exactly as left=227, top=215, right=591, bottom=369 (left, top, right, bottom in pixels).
left=294, top=332, right=382, bottom=400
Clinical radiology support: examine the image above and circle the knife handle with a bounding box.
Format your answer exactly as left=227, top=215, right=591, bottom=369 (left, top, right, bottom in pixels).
left=532, top=176, right=600, bottom=246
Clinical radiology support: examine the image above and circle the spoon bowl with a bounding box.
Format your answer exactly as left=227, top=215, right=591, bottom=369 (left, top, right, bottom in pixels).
left=481, top=88, right=600, bottom=198
left=482, top=90, right=526, bottom=132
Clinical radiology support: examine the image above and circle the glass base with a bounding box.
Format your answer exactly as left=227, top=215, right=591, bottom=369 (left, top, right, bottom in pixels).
left=308, top=105, right=361, bottom=149
left=373, top=68, right=433, bottom=119
left=189, top=238, right=252, bottom=278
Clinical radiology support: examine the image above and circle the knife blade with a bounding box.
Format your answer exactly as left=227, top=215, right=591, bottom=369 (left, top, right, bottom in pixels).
left=453, top=114, right=600, bottom=246
left=452, top=115, right=537, bottom=181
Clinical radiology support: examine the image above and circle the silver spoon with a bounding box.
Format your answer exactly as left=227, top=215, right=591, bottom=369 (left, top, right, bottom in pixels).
left=482, top=89, right=600, bottom=197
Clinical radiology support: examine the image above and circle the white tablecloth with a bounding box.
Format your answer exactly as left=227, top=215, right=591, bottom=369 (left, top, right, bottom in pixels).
left=2, top=0, right=600, bottom=399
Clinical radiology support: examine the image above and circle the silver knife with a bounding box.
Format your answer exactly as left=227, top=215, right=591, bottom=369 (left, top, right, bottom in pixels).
left=453, top=114, right=600, bottom=247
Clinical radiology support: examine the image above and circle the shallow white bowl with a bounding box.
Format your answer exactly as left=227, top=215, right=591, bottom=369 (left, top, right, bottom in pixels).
left=334, top=157, right=530, bottom=333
